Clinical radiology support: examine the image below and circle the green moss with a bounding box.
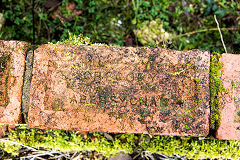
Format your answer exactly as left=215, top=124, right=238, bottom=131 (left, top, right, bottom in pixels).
left=52, top=32, right=109, bottom=47
left=232, top=80, right=236, bottom=89
left=71, top=64, right=81, bottom=70
left=168, top=69, right=185, bottom=76
left=0, top=55, right=9, bottom=72
left=56, top=32, right=91, bottom=45
left=194, top=78, right=200, bottom=84
left=2, top=126, right=240, bottom=159
left=197, top=97, right=202, bottom=104
left=237, top=111, right=240, bottom=117
left=234, top=97, right=239, bottom=102
left=209, top=52, right=227, bottom=130
left=186, top=62, right=194, bottom=67
left=176, top=100, right=184, bottom=105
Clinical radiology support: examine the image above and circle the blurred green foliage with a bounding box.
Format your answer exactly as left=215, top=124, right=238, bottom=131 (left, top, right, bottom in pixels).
left=0, top=0, right=239, bottom=53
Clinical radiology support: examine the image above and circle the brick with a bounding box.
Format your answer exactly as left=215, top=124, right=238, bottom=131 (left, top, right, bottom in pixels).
left=28, top=45, right=210, bottom=136
left=0, top=40, right=30, bottom=123
left=216, top=54, right=240, bottom=140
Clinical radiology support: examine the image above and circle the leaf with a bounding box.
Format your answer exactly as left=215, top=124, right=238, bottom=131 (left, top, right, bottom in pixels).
left=212, top=4, right=218, bottom=11
left=142, top=1, right=150, bottom=7
left=38, top=13, right=48, bottom=21
left=214, top=9, right=226, bottom=18
left=206, top=0, right=214, bottom=4
left=204, top=6, right=211, bottom=16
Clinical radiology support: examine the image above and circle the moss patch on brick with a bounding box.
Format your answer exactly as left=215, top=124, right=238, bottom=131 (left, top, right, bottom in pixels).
left=209, top=52, right=228, bottom=131
left=53, top=32, right=108, bottom=47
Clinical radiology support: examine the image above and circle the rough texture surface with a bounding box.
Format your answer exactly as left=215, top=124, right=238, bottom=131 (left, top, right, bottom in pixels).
left=216, top=54, right=240, bottom=140
left=28, top=45, right=210, bottom=136
left=21, top=50, right=34, bottom=123
left=0, top=40, right=30, bottom=124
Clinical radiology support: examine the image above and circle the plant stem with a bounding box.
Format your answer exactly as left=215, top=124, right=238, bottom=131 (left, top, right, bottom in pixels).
left=168, top=27, right=240, bottom=42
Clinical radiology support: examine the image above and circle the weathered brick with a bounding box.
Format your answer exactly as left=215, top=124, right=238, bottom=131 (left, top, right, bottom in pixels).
left=0, top=40, right=30, bottom=123
left=216, top=54, right=240, bottom=140
left=28, top=45, right=210, bottom=136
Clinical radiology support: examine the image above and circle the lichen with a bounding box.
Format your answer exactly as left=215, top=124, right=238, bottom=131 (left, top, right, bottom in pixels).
left=209, top=52, right=227, bottom=131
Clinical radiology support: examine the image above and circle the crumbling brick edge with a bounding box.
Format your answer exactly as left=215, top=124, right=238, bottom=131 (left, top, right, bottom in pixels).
left=21, top=47, right=34, bottom=124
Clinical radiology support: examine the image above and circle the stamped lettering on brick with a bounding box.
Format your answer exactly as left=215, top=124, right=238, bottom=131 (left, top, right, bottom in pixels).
left=44, top=61, right=197, bottom=113
left=0, top=55, right=10, bottom=107
left=29, top=45, right=210, bottom=136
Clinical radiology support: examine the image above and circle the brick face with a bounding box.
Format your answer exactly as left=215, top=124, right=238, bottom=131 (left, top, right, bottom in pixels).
left=0, top=40, right=30, bottom=123
left=28, top=45, right=210, bottom=136
left=216, top=54, right=240, bottom=140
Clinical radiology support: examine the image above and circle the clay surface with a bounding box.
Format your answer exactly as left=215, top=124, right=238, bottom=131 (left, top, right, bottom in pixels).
left=0, top=40, right=30, bottom=123
left=28, top=45, right=210, bottom=136
left=216, top=54, right=240, bottom=140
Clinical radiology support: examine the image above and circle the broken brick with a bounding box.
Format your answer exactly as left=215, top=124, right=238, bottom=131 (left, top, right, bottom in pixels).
left=0, top=40, right=30, bottom=124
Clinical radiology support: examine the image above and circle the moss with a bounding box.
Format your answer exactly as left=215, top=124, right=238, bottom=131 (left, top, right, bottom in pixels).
left=186, top=62, right=194, bottom=67
left=168, top=69, right=185, bottom=76
left=234, top=97, right=239, bottom=102
left=194, top=78, right=200, bottom=84
left=1, top=126, right=240, bottom=159
left=237, top=111, right=240, bottom=117
left=56, top=32, right=91, bottom=45
left=52, top=32, right=109, bottom=47
left=176, top=100, right=184, bottom=105
left=0, top=55, right=10, bottom=106
left=209, top=52, right=227, bottom=130
left=197, top=97, right=202, bottom=104
left=232, top=80, right=236, bottom=89
left=0, top=55, right=9, bottom=72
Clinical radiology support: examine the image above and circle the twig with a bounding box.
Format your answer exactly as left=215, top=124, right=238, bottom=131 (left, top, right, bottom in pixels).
left=0, top=139, right=39, bottom=152
left=34, top=157, right=47, bottom=160
left=176, top=27, right=238, bottom=38
left=47, top=2, right=62, bottom=13
left=23, top=151, right=60, bottom=159
left=70, top=151, right=78, bottom=160
left=214, top=15, right=228, bottom=53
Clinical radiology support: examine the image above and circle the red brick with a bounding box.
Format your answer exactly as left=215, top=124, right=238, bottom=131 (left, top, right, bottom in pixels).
left=28, top=45, right=210, bottom=136
left=216, top=54, right=240, bottom=140
left=0, top=40, right=30, bottom=124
